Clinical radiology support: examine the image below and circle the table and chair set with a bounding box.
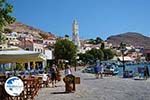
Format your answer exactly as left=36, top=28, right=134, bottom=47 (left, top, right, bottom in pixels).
left=0, top=75, right=44, bottom=100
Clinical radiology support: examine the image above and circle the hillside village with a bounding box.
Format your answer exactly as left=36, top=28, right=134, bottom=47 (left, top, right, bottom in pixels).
left=0, top=20, right=150, bottom=71
left=1, top=1, right=150, bottom=100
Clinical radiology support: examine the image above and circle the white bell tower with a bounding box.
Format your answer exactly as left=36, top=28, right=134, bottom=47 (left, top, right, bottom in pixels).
left=72, top=20, right=81, bottom=50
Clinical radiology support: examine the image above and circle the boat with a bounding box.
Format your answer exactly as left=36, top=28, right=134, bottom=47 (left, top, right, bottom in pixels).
left=82, top=64, right=119, bottom=75
left=103, top=64, right=119, bottom=75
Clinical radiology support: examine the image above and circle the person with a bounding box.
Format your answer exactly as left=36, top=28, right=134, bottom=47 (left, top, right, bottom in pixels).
left=146, top=66, right=150, bottom=77
left=30, top=64, right=36, bottom=76
left=42, top=72, right=49, bottom=87
left=56, top=70, right=61, bottom=81
left=144, top=66, right=149, bottom=79
left=50, top=64, right=58, bottom=87
left=64, top=64, right=72, bottom=76
left=94, top=62, right=103, bottom=79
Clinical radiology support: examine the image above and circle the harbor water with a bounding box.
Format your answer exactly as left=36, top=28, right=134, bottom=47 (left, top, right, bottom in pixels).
left=118, top=63, right=150, bottom=76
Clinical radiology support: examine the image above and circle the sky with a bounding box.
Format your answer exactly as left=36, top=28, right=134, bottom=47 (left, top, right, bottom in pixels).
left=9, top=0, right=150, bottom=40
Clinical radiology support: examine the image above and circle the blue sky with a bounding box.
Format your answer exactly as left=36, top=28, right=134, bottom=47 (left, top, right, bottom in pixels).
left=10, top=0, right=150, bottom=40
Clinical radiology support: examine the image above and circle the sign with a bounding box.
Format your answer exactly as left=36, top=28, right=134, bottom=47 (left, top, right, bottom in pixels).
left=75, top=77, right=80, bottom=84
left=5, top=76, right=24, bottom=96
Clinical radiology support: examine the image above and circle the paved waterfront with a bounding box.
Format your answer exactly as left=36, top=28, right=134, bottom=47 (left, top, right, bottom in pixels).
left=35, top=68, right=150, bottom=100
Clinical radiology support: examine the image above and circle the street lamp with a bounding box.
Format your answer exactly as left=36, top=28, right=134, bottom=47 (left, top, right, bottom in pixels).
left=120, top=42, right=126, bottom=77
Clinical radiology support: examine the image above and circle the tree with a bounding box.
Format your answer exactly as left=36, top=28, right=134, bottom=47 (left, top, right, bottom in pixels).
left=54, top=39, right=77, bottom=65
left=0, top=32, right=6, bottom=44
left=78, top=53, right=94, bottom=64
left=65, top=34, right=69, bottom=38
left=103, top=49, right=114, bottom=60
left=95, top=37, right=103, bottom=44
left=86, top=48, right=104, bottom=61
left=78, top=48, right=104, bottom=64
left=64, top=34, right=70, bottom=40
left=0, top=0, right=15, bottom=31
left=100, top=42, right=105, bottom=50
left=87, top=37, right=103, bottom=45
left=0, top=0, right=15, bottom=44
left=87, top=39, right=96, bottom=44
left=4, top=28, right=12, bottom=33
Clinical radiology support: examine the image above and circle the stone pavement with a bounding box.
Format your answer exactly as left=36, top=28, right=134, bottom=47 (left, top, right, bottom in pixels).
left=35, top=68, right=150, bottom=100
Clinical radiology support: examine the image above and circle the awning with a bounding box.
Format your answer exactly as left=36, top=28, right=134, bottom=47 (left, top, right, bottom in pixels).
left=0, top=50, right=46, bottom=63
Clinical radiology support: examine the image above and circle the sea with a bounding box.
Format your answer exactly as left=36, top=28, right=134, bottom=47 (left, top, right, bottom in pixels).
left=118, top=63, right=150, bottom=76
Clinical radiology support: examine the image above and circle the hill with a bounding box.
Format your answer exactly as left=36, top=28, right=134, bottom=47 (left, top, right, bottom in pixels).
left=5, top=22, right=56, bottom=39
left=106, top=32, right=150, bottom=49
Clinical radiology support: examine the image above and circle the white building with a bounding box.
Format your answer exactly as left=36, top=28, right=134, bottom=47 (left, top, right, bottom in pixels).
left=44, top=48, right=53, bottom=60
left=33, top=43, right=44, bottom=53
left=43, top=39, right=56, bottom=47
left=104, top=42, right=112, bottom=49
left=6, top=35, right=20, bottom=45
left=0, top=44, right=8, bottom=50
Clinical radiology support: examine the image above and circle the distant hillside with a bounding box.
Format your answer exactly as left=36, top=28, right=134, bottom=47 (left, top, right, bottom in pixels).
left=106, top=32, right=150, bottom=49
left=5, top=22, right=56, bottom=39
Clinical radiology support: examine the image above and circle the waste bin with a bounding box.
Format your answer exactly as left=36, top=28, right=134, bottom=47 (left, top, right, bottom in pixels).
left=63, top=74, right=75, bottom=92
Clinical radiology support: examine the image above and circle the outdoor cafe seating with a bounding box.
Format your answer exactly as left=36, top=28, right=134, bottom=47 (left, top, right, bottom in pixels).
left=0, top=50, right=47, bottom=99
left=0, top=75, right=42, bottom=100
